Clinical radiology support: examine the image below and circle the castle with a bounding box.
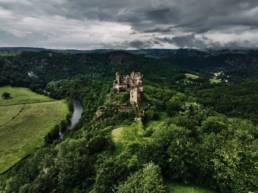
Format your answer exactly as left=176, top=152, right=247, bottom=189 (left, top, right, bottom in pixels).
left=113, top=72, right=143, bottom=106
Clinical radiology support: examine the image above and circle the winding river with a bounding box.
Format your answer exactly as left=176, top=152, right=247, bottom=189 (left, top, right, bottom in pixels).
left=59, top=100, right=83, bottom=139
left=68, top=100, right=83, bottom=130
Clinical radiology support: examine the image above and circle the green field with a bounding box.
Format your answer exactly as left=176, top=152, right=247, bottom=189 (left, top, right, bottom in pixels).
left=169, top=183, right=216, bottom=193
left=111, top=115, right=168, bottom=146
left=0, top=52, right=17, bottom=57
left=0, top=86, right=53, bottom=106
left=0, top=86, right=69, bottom=173
left=209, top=78, right=222, bottom=84
left=185, top=73, right=200, bottom=80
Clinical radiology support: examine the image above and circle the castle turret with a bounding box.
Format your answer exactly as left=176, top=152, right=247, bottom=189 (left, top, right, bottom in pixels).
left=115, top=72, right=120, bottom=84
left=130, top=87, right=142, bottom=106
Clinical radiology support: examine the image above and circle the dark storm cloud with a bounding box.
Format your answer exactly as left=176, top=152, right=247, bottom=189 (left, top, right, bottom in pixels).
left=128, top=40, right=156, bottom=49
left=159, top=35, right=210, bottom=49
left=158, top=34, right=227, bottom=49
left=1, top=0, right=258, bottom=49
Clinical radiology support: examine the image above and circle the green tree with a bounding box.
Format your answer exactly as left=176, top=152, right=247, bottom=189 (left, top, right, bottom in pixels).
left=166, top=93, right=186, bottom=116
left=56, top=139, right=94, bottom=192
left=200, top=116, right=228, bottom=134
left=1, top=92, right=11, bottom=99
left=116, top=163, right=166, bottom=193
left=93, top=158, right=129, bottom=193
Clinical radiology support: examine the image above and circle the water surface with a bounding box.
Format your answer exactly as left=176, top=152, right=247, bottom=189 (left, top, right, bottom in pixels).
left=68, top=100, right=83, bottom=130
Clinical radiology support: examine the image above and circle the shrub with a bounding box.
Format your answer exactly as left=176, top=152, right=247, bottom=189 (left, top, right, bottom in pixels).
left=1, top=92, right=11, bottom=99
left=115, top=163, right=167, bottom=193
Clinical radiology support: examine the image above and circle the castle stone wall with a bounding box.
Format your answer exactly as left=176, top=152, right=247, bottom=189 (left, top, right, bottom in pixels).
left=113, top=72, right=143, bottom=106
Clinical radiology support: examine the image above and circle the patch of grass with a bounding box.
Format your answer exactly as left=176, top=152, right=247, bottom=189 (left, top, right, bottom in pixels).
left=111, top=120, right=145, bottom=145
left=209, top=78, right=222, bottom=84
left=0, top=105, right=22, bottom=126
left=185, top=73, right=200, bottom=80
left=111, top=116, right=169, bottom=148
left=0, top=52, right=17, bottom=57
left=209, top=72, right=223, bottom=84
left=0, top=87, right=69, bottom=173
left=0, top=86, right=53, bottom=106
left=169, top=183, right=216, bottom=193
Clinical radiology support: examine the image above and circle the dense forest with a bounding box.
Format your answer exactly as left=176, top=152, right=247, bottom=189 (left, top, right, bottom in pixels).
left=0, top=49, right=257, bottom=193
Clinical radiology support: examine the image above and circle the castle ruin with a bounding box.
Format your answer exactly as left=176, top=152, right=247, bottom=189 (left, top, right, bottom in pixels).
left=113, top=72, right=143, bottom=106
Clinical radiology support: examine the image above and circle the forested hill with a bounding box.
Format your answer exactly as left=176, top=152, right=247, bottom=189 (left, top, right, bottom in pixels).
left=0, top=49, right=258, bottom=193
left=2, top=49, right=258, bottom=122
left=1, top=49, right=258, bottom=88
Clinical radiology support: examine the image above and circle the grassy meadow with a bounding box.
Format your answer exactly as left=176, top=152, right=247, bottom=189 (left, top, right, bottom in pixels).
left=0, top=86, right=53, bottom=106
left=112, top=120, right=145, bottom=145
left=0, top=86, right=69, bottom=173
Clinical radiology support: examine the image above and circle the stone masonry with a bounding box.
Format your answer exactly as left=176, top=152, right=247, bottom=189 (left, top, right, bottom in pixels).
left=113, top=72, right=143, bottom=106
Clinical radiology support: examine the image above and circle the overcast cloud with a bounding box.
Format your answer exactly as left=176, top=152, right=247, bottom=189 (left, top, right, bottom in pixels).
left=1, top=0, right=258, bottom=49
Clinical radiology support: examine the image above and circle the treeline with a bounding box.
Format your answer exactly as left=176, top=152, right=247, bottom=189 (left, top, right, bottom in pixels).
left=196, top=79, right=258, bottom=123
left=2, top=49, right=258, bottom=91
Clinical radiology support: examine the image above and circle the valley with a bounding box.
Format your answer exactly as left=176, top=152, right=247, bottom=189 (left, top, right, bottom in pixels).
left=0, top=49, right=257, bottom=193
left=1, top=0, right=258, bottom=192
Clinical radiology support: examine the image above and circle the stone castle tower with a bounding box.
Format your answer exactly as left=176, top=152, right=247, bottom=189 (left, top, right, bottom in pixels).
left=113, top=72, right=143, bottom=106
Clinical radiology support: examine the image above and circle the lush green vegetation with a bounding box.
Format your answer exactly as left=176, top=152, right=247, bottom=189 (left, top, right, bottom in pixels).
left=209, top=78, right=222, bottom=84
left=112, top=120, right=145, bottom=145
left=0, top=52, right=17, bottom=57
left=185, top=73, right=200, bottom=80
left=169, top=183, right=215, bottom=193
left=0, top=87, right=69, bottom=173
left=0, top=49, right=257, bottom=193
left=196, top=79, right=258, bottom=123
left=107, top=83, right=257, bottom=193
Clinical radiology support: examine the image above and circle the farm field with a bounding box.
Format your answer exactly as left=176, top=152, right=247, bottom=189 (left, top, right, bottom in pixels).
left=0, top=86, right=53, bottom=106
left=0, top=87, right=69, bottom=173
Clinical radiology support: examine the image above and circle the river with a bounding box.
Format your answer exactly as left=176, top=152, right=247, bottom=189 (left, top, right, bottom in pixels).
left=59, top=100, right=83, bottom=139
left=68, top=100, right=83, bottom=130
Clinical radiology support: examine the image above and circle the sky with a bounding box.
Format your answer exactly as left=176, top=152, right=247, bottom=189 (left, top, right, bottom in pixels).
left=1, top=0, right=258, bottom=50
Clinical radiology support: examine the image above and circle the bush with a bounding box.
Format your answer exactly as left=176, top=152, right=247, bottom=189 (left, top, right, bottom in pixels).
left=115, top=163, right=166, bottom=193
left=44, top=125, right=60, bottom=144
left=166, top=93, right=186, bottom=116
left=93, top=158, right=130, bottom=193
left=1, top=92, right=11, bottom=99
left=200, top=116, right=228, bottom=133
